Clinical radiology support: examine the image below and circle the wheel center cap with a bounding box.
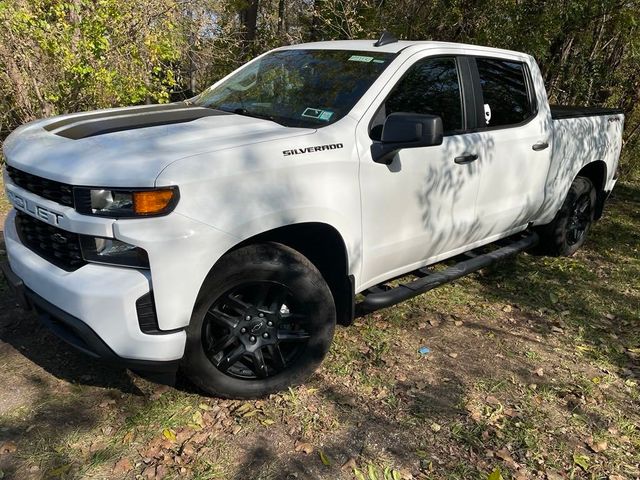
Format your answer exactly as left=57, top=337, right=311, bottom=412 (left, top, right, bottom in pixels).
left=250, top=320, right=265, bottom=333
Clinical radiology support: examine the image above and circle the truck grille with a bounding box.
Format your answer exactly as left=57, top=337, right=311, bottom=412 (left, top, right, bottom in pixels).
left=6, top=166, right=74, bottom=207
left=15, top=212, right=86, bottom=271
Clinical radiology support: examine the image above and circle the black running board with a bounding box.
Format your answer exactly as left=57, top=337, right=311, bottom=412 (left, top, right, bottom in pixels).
left=355, top=232, right=539, bottom=316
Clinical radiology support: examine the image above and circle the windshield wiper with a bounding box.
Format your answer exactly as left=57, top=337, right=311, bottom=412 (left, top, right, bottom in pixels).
left=206, top=105, right=284, bottom=126
left=231, top=108, right=285, bottom=126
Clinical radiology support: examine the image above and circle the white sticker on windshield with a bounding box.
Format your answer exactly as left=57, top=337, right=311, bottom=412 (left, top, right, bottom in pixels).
left=349, top=55, right=374, bottom=63
left=302, top=108, right=334, bottom=121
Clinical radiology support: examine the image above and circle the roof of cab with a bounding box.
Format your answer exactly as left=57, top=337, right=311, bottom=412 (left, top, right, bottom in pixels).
left=275, top=39, right=529, bottom=59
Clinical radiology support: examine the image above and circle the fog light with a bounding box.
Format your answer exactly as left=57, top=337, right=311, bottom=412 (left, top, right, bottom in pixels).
left=80, top=236, right=149, bottom=269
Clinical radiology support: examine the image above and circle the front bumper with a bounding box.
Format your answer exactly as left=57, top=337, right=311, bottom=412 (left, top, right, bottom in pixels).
left=1, top=260, right=179, bottom=378
left=3, top=210, right=186, bottom=364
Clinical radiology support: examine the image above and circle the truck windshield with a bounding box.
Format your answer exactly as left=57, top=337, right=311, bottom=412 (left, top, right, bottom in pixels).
left=193, top=49, right=396, bottom=128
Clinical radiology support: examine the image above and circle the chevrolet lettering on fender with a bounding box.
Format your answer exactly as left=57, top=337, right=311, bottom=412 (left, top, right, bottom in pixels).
left=1, top=36, right=623, bottom=399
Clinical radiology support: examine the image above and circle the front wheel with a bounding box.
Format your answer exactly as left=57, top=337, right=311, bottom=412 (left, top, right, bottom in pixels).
left=182, top=242, right=336, bottom=399
left=536, top=176, right=596, bottom=257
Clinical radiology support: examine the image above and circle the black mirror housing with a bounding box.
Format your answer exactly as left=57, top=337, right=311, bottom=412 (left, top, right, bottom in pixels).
left=371, top=113, right=444, bottom=164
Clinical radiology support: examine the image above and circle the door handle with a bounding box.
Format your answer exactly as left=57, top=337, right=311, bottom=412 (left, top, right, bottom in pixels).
left=454, top=154, right=478, bottom=165
left=532, top=141, right=549, bottom=151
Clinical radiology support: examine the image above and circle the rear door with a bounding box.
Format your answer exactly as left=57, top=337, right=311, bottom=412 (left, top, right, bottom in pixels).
left=471, top=56, right=553, bottom=238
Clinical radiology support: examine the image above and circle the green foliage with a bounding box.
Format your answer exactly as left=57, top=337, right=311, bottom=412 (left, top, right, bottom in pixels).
left=1, top=0, right=639, bottom=177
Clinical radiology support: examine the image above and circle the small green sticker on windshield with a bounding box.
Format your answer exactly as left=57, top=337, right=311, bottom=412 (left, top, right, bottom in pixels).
left=349, top=55, right=374, bottom=63
left=302, top=108, right=323, bottom=119
left=302, top=108, right=334, bottom=121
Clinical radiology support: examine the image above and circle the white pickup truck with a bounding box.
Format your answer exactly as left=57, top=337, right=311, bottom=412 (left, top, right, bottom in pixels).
left=1, top=36, right=623, bottom=398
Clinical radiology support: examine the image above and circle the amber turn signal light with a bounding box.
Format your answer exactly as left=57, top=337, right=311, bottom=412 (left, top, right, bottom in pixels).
left=133, top=189, right=176, bottom=215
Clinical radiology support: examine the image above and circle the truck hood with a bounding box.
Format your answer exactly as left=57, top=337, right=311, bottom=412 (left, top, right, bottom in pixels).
left=2, top=103, right=312, bottom=188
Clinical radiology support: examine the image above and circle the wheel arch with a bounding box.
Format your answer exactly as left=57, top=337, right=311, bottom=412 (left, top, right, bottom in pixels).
left=576, top=160, right=607, bottom=219
left=226, top=222, right=355, bottom=326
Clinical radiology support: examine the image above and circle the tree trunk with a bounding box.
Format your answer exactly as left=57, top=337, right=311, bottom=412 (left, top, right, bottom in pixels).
left=277, top=0, right=285, bottom=36
left=239, top=0, right=259, bottom=52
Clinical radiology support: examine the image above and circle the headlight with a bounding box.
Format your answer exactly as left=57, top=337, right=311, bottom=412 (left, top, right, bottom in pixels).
left=74, top=187, right=179, bottom=218
left=80, top=236, right=150, bottom=269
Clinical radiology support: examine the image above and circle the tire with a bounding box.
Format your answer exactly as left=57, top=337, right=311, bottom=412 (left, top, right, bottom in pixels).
left=182, top=242, right=336, bottom=399
left=536, top=176, right=596, bottom=257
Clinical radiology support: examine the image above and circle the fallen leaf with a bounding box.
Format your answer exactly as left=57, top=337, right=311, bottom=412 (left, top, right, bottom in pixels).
left=162, top=429, right=177, bottom=442
left=150, top=385, right=171, bottom=400
left=122, top=431, right=134, bottom=445
left=142, top=465, right=156, bottom=479
left=585, top=437, right=608, bottom=453
left=191, top=431, right=209, bottom=444
left=294, top=440, right=313, bottom=454
left=342, top=457, right=357, bottom=470
left=545, top=472, right=564, bottom=480
left=551, top=326, right=564, bottom=334
left=113, top=458, right=132, bottom=474
left=430, top=423, right=442, bottom=432
left=534, top=368, right=544, bottom=377
left=318, top=450, right=331, bottom=466
left=573, top=453, right=590, bottom=471
left=487, top=467, right=503, bottom=480
left=367, top=464, right=378, bottom=479
left=198, top=403, right=212, bottom=411
left=191, top=410, right=204, bottom=429
left=354, top=468, right=366, bottom=480
left=502, top=305, right=512, bottom=313
left=448, top=352, right=458, bottom=359
left=454, top=320, right=464, bottom=326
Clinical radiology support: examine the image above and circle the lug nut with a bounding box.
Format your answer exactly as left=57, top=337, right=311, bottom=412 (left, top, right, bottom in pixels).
left=250, top=336, right=256, bottom=342
left=259, top=313, right=264, bottom=318
left=245, top=315, right=251, bottom=321
left=267, top=321, right=273, bottom=327
left=262, top=333, right=269, bottom=339
left=240, top=327, right=247, bottom=333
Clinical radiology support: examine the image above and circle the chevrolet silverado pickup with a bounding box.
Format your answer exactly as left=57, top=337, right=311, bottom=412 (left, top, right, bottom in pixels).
left=1, top=35, right=623, bottom=398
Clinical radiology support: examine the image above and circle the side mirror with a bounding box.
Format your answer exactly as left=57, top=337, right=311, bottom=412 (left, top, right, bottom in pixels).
left=371, top=113, right=444, bottom=165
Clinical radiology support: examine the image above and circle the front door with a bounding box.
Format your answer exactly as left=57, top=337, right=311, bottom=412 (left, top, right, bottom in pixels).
left=357, top=55, right=484, bottom=289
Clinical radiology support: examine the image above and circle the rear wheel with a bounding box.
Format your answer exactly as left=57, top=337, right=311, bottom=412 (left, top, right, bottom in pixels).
left=182, top=242, right=336, bottom=398
left=537, top=176, right=596, bottom=257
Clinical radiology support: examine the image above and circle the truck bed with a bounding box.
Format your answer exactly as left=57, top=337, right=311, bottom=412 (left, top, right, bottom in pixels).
left=550, top=105, right=624, bottom=119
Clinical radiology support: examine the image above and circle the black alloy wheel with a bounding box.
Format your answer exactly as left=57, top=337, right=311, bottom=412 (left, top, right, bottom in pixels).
left=183, top=242, right=336, bottom=399
left=202, top=281, right=310, bottom=379
left=565, top=193, right=592, bottom=246
left=536, top=176, right=596, bottom=257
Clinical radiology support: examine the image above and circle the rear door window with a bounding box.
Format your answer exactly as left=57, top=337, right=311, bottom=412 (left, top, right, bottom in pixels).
left=475, top=58, right=533, bottom=128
